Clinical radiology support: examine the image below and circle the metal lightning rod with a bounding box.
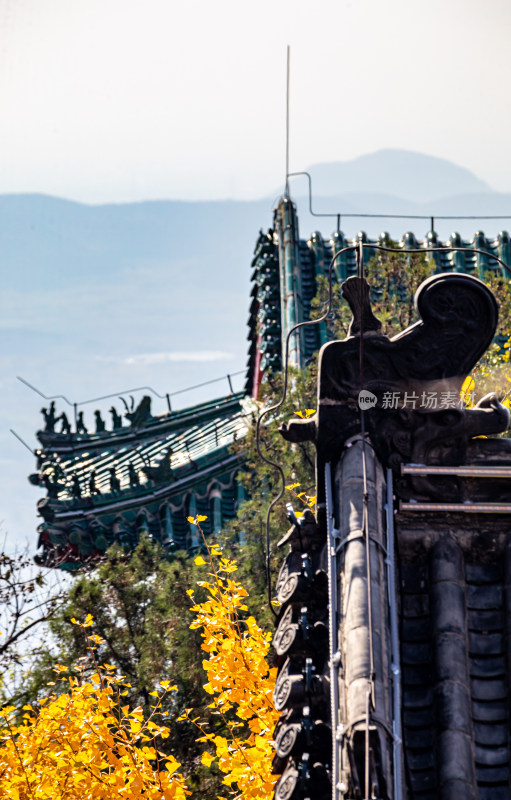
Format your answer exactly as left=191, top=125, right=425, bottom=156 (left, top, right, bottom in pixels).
left=285, top=45, right=290, bottom=197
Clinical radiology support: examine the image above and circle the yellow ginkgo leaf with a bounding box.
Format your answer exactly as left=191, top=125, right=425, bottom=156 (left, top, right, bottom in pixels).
left=187, top=514, right=208, bottom=524
left=194, top=555, right=207, bottom=566
left=461, top=375, right=475, bottom=392
left=294, top=408, right=316, bottom=419
left=155, top=683, right=178, bottom=692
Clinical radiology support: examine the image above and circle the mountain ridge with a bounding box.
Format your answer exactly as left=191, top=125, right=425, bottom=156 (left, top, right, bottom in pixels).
left=291, top=148, right=492, bottom=204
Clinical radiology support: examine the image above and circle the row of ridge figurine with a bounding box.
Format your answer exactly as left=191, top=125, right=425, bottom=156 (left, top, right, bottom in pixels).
left=40, top=396, right=154, bottom=436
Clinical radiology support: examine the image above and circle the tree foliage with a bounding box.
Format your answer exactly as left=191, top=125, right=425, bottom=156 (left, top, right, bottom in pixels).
left=0, top=530, right=278, bottom=799
left=9, top=538, right=218, bottom=793
left=0, top=616, right=189, bottom=799
left=183, top=518, right=279, bottom=799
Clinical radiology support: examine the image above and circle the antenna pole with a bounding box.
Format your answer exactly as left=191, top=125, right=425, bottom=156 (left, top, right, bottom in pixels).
left=285, top=45, right=290, bottom=197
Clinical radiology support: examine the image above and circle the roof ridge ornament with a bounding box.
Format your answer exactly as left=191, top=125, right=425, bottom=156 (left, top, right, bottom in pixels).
left=281, top=271, right=509, bottom=501
left=341, top=276, right=382, bottom=337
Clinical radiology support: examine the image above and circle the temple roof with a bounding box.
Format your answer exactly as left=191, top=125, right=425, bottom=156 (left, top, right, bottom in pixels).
left=33, top=392, right=253, bottom=568
left=35, top=392, right=249, bottom=482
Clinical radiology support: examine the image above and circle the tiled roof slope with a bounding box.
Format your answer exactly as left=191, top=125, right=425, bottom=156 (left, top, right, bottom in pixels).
left=32, top=392, right=252, bottom=568
left=397, top=487, right=511, bottom=798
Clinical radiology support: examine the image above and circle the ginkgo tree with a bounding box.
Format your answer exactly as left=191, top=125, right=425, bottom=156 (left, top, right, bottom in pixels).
left=8, top=535, right=217, bottom=792
left=0, top=615, right=189, bottom=800
left=181, top=515, right=279, bottom=799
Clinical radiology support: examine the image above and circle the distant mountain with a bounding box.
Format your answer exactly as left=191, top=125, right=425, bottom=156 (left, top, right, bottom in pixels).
left=292, top=149, right=491, bottom=204
left=0, top=193, right=271, bottom=292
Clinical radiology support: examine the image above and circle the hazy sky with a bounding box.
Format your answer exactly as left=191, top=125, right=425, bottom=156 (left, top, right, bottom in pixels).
left=2, top=0, right=511, bottom=203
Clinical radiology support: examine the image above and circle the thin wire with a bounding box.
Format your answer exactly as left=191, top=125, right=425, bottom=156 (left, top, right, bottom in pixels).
left=365, top=687, right=371, bottom=800
left=287, top=170, right=511, bottom=223
left=17, top=370, right=245, bottom=409
left=16, top=377, right=74, bottom=406
left=355, top=242, right=375, bottom=800
left=325, top=461, right=341, bottom=796
left=166, top=371, right=244, bottom=399
left=10, top=429, right=36, bottom=456
left=255, top=244, right=358, bottom=613
left=343, top=213, right=511, bottom=221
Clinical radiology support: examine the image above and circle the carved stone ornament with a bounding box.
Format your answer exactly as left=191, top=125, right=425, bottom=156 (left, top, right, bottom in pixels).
left=281, top=273, right=510, bottom=502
